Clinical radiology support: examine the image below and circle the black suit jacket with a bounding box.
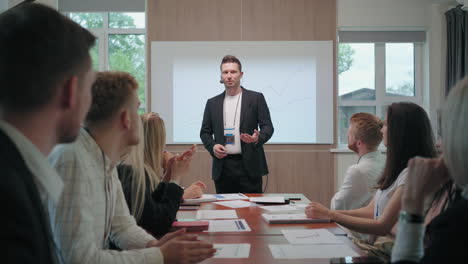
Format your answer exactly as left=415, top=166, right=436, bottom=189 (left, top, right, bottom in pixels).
left=200, top=87, right=274, bottom=180
left=0, top=130, right=56, bottom=263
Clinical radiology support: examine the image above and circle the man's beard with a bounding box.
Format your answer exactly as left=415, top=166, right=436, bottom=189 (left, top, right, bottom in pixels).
left=348, top=141, right=358, bottom=153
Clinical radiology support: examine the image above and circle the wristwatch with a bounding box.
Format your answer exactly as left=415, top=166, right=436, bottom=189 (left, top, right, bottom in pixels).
left=399, top=210, right=424, bottom=224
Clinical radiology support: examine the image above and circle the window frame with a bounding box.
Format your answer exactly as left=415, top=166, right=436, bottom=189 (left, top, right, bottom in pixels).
left=337, top=40, right=424, bottom=146
left=64, top=12, right=147, bottom=110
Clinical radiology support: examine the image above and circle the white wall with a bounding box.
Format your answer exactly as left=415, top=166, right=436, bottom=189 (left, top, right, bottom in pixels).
left=0, top=0, right=7, bottom=12
left=338, top=0, right=429, bottom=29
left=334, top=0, right=451, bottom=192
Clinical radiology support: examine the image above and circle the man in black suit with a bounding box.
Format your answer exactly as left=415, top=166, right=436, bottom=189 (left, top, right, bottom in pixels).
left=0, top=4, right=96, bottom=263
left=200, top=55, right=274, bottom=193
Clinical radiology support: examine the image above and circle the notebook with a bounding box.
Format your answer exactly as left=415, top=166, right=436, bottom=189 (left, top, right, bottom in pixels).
left=172, top=220, right=209, bottom=231
left=182, top=194, right=217, bottom=205
left=262, top=213, right=331, bottom=224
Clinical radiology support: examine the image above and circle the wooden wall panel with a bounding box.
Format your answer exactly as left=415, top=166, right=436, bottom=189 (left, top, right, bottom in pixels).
left=148, top=0, right=242, bottom=41
left=242, top=0, right=336, bottom=40
left=147, top=0, right=337, bottom=205
left=169, top=146, right=334, bottom=205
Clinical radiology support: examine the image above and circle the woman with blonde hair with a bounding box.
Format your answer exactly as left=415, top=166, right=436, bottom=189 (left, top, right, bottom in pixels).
left=118, top=115, right=195, bottom=236
left=141, top=112, right=206, bottom=199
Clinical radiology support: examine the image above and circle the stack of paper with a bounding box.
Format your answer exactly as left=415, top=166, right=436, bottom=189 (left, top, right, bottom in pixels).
left=250, top=196, right=286, bottom=204
left=213, top=193, right=248, bottom=200
left=207, top=219, right=251, bottom=232
left=196, top=210, right=238, bottom=220
left=269, top=229, right=358, bottom=259
left=182, top=194, right=217, bottom=205
left=262, top=213, right=330, bottom=224
left=269, top=244, right=359, bottom=259
left=214, top=200, right=254, bottom=208
left=213, top=244, right=251, bottom=258
left=259, top=204, right=307, bottom=214
left=282, top=229, right=344, bottom=244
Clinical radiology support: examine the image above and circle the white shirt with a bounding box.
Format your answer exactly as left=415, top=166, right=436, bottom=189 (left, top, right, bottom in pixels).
left=367, top=168, right=408, bottom=243
left=374, top=168, right=408, bottom=220
left=331, top=151, right=385, bottom=210
left=48, top=128, right=163, bottom=264
left=0, top=121, right=64, bottom=263
left=223, top=91, right=242, bottom=154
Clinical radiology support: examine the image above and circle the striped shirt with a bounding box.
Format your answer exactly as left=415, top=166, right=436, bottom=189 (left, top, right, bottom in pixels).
left=48, top=128, right=163, bottom=264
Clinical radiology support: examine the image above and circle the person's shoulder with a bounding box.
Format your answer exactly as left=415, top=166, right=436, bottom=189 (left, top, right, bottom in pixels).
left=208, top=91, right=225, bottom=101
left=48, top=141, right=80, bottom=166
left=395, top=168, right=409, bottom=186
left=242, top=88, right=262, bottom=96
left=346, top=163, right=363, bottom=176
left=0, top=131, right=22, bottom=162
left=344, top=164, right=371, bottom=185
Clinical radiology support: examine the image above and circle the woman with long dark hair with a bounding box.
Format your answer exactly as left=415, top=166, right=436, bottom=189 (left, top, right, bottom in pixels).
left=306, top=102, right=437, bottom=256
left=392, top=78, right=468, bottom=263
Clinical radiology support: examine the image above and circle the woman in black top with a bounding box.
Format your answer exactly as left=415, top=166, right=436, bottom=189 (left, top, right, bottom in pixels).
left=117, top=164, right=184, bottom=236
left=391, top=77, right=468, bottom=263
left=117, top=115, right=196, bottom=236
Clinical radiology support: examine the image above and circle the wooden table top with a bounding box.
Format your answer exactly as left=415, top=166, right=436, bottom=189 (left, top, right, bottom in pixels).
left=196, top=235, right=365, bottom=264
left=178, top=193, right=346, bottom=236
left=178, top=193, right=367, bottom=263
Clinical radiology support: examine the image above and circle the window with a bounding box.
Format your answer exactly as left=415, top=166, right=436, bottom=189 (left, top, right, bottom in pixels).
left=66, top=12, right=147, bottom=112
left=338, top=31, right=425, bottom=145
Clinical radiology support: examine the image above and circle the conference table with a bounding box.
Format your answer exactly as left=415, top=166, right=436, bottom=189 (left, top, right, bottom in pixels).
left=177, top=193, right=368, bottom=264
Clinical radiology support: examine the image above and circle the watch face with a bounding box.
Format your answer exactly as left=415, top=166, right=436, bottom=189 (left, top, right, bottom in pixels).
left=399, top=211, right=424, bottom=223
left=330, top=256, right=382, bottom=263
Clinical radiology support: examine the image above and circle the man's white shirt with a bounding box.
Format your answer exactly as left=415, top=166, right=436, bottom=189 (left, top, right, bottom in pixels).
left=223, top=91, right=242, bottom=154
left=331, top=150, right=385, bottom=210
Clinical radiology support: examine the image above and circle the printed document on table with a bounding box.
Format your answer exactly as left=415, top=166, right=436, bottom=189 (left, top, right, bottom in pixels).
left=262, top=213, right=330, bottom=224
left=207, top=219, right=251, bottom=232
left=213, top=244, right=251, bottom=258
left=213, top=193, right=249, bottom=200
left=196, top=210, right=238, bottom=219
left=250, top=196, right=285, bottom=203
left=182, top=194, right=217, bottom=205
left=269, top=244, right=359, bottom=259
left=214, top=200, right=254, bottom=208
left=259, top=204, right=306, bottom=214
left=282, top=229, right=344, bottom=245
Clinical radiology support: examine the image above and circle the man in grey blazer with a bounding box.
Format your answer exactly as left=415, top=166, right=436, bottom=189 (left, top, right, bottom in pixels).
left=200, top=55, right=274, bottom=193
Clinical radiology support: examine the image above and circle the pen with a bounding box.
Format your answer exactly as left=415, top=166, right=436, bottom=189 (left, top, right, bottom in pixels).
left=238, top=193, right=248, bottom=198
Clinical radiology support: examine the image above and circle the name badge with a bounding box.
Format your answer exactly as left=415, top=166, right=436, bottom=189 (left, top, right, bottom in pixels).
left=224, top=128, right=235, bottom=145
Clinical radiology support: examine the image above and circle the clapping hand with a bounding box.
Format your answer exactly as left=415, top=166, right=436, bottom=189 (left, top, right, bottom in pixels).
left=162, top=145, right=196, bottom=183
left=183, top=181, right=207, bottom=199
left=402, top=157, right=451, bottom=215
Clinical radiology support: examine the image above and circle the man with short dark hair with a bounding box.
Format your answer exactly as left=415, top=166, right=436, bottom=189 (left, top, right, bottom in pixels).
left=200, top=55, right=274, bottom=193
left=0, top=3, right=96, bottom=263
left=49, top=71, right=215, bottom=264
left=331, top=113, right=385, bottom=211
